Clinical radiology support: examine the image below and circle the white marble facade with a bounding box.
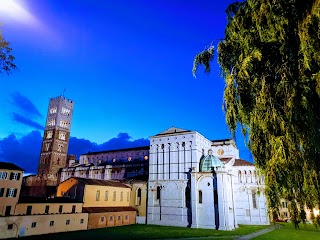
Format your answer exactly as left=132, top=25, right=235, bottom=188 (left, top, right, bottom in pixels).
left=147, top=127, right=269, bottom=230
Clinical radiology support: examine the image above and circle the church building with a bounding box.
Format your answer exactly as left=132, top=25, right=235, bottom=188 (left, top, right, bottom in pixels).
left=147, top=127, right=269, bottom=230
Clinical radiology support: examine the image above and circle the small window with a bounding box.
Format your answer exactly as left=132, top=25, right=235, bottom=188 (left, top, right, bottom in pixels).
left=31, top=222, right=36, bottom=228
left=117, top=216, right=121, bottom=220
left=96, top=190, right=100, bottom=201
left=156, top=186, right=161, bottom=201
left=282, top=201, right=288, bottom=208
left=26, top=206, right=32, bottom=215
left=0, top=171, right=8, bottom=180
left=7, top=188, right=16, bottom=198
left=125, top=215, right=129, bottom=220
left=72, top=205, right=76, bottom=213
left=45, top=205, right=50, bottom=214
left=101, top=216, right=105, bottom=222
left=136, top=188, right=142, bottom=205
left=10, top=172, right=20, bottom=180
left=59, top=205, right=63, bottom=213
left=0, top=188, right=5, bottom=197
left=113, top=191, right=116, bottom=201
left=120, top=192, right=123, bottom=201
left=284, top=212, right=288, bottom=217
left=198, top=190, right=203, bottom=204
left=80, top=219, right=84, bottom=224
left=110, top=216, right=113, bottom=221
left=50, top=221, right=54, bottom=226
left=7, top=224, right=13, bottom=230
left=66, top=220, right=70, bottom=225
left=105, top=191, right=109, bottom=201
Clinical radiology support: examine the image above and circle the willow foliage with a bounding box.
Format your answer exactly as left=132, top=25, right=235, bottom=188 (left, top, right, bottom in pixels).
left=0, top=28, right=16, bottom=76
left=194, top=0, right=320, bottom=221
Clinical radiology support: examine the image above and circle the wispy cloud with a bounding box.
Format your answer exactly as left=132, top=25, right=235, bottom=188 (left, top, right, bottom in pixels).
left=12, top=113, right=44, bottom=130
left=11, top=92, right=42, bottom=118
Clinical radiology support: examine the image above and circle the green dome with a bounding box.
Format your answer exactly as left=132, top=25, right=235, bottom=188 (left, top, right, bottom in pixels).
left=200, top=150, right=224, bottom=172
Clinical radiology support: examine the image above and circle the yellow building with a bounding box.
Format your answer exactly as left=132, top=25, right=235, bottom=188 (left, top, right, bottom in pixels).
left=57, top=177, right=132, bottom=207
left=57, top=177, right=136, bottom=228
left=123, top=180, right=147, bottom=224
left=0, top=162, right=24, bottom=216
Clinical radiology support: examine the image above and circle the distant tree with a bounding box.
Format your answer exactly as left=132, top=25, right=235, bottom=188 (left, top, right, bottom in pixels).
left=0, top=27, right=16, bottom=75
left=193, top=0, right=320, bottom=223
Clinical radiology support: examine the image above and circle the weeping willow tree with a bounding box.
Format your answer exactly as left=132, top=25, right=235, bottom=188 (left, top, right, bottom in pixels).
left=193, top=0, right=320, bottom=222
left=0, top=27, right=16, bottom=76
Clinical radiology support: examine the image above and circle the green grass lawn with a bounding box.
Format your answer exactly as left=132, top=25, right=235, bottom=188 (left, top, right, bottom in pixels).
left=253, top=222, right=320, bottom=240
left=18, top=224, right=269, bottom=240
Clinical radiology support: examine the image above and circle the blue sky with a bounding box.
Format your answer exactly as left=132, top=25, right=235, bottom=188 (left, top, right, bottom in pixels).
left=0, top=0, right=252, bottom=173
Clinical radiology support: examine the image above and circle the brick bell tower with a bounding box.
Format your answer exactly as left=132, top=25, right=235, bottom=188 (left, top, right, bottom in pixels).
left=37, top=96, right=74, bottom=186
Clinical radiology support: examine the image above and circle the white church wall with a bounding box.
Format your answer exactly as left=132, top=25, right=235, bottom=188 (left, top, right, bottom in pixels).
left=232, top=165, right=269, bottom=225
left=148, top=130, right=211, bottom=227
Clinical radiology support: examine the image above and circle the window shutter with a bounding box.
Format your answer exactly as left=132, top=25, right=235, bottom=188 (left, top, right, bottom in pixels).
left=10, top=173, right=14, bottom=180
left=6, top=189, right=9, bottom=197
left=0, top=188, right=4, bottom=197
left=17, top=173, right=21, bottom=180
left=13, top=189, right=17, bottom=197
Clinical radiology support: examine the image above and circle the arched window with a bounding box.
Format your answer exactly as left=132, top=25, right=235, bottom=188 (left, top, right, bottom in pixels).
left=104, top=191, right=108, bottom=201
left=198, top=190, right=203, bottom=204
left=156, top=186, right=161, bottom=200
left=156, top=186, right=161, bottom=204
left=248, top=170, right=252, bottom=183
left=136, top=188, right=142, bottom=205
left=96, top=190, right=100, bottom=201
left=238, top=170, right=242, bottom=183
left=244, top=170, right=247, bottom=183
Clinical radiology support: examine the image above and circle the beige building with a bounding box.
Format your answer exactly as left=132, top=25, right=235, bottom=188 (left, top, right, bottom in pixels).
left=0, top=196, right=88, bottom=239
left=278, top=199, right=319, bottom=223
left=57, top=177, right=136, bottom=228
left=0, top=162, right=24, bottom=216
left=83, top=207, right=136, bottom=229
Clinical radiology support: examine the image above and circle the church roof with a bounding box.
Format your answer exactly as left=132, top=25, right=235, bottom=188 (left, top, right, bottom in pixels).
left=68, top=177, right=131, bottom=188
left=83, top=206, right=136, bottom=213
left=155, top=127, right=192, bottom=136
left=0, top=162, right=24, bottom=171
left=233, top=159, right=254, bottom=166
left=83, top=146, right=149, bottom=155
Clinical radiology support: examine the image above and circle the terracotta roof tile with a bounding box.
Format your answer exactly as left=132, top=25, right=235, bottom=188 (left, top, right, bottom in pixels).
left=83, top=207, right=136, bottom=213
left=71, top=177, right=131, bottom=188
left=218, top=157, right=233, bottom=164
left=233, top=159, right=254, bottom=166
